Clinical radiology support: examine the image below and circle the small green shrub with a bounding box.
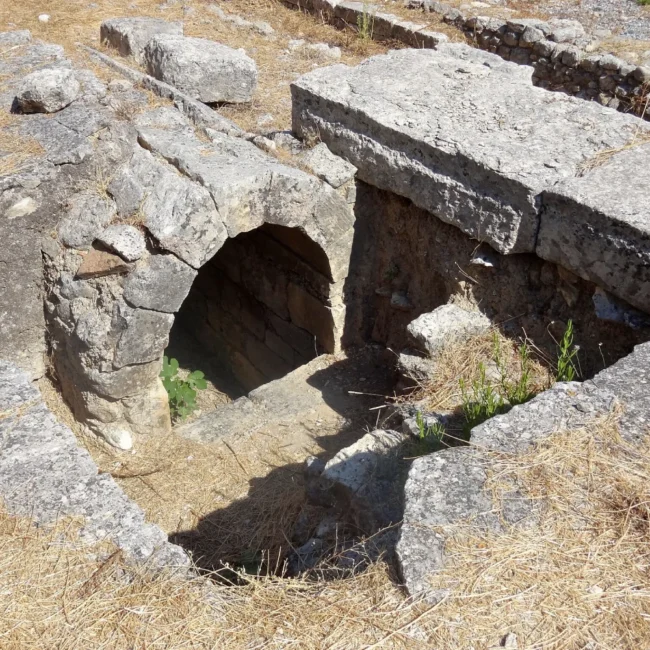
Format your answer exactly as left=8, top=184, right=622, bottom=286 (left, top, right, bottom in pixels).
left=160, top=356, right=207, bottom=420
left=460, top=337, right=536, bottom=434
left=638, top=0, right=650, bottom=6
left=357, top=3, right=375, bottom=41
left=556, top=319, right=580, bottom=382
left=415, top=409, right=445, bottom=443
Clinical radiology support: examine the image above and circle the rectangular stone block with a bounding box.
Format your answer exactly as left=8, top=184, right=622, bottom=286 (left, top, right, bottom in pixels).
left=244, top=337, right=292, bottom=382
left=538, top=143, right=650, bottom=314
left=292, top=44, right=645, bottom=254
left=268, top=313, right=318, bottom=361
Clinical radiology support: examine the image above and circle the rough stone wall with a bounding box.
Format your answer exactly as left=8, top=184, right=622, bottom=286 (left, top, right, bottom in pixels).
left=177, top=224, right=333, bottom=391
left=343, top=183, right=650, bottom=375
left=283, top=0, right=649, bottom=117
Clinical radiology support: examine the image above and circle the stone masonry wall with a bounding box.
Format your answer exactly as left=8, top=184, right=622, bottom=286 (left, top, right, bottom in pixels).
left=283, top=0, right=650, bottom=117
left=177, top=224, right=334, bottom=391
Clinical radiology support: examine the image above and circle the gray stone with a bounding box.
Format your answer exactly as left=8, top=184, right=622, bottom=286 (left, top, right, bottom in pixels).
left=113, top=305, right=174, bottom=368
left=0, top=360, right=188, bottom=568
left=58, top=191, right=117, bottom=250
left=537, top=142, right=650, bottom=314
left=592, top=287, right=650, bottom=330
left=0, top=30, right=32, bottom=46
left=100, top=17, right=183, bottom=64
left=298, top=142, right=357, bottom=188
left=143, top=34, right=257, bottom=104
left=407, top=304, right=490, bottom=357
left=397, top=350, right=438, bottom=384
left=108, top=147, right=228, bottom=268
left=15, top=67, right=80, bottom=113
left=321, top=428, right=408, bottom=531
left=547, top=19, right=585, bottom=44
left=123, top=253, right=197, bottom=313
left=402, top=411, right=448, bottom=438
left=97, top=224, right=146, bottom=261
left=292, top=45, right=641, bottom=255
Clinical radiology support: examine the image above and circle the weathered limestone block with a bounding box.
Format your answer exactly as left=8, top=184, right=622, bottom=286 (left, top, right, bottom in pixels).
left=143, top=34, right=257, bottom=104
left=123, top=253, right=197, bottom=313
left=310, top=428, right=409, bottom=532
left=407, top=304, right=490, bottom=357
left=100, top=17, right=183, bottom=64
left=0, top=360, right=188, bottom=567
left=122, top=378, right=172, bottom=436
left=537, top=143, right=650, bottom=315
left=15, top=67, right=80, bottom=113
left=298, top=142, right=357, bottom=189
left=58, top=191, right=117, bottom=249
left=292, top=44, right=645, bottom=255
left=397, top=341, right=650, bottom=600
left=108, top=147, right=228, bottom=268
left=112, top=305, right=174, bottom=369
left=97, top=224, right=146, bottom=262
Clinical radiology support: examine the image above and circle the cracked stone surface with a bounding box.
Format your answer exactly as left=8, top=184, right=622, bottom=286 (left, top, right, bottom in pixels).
left=0, top=360, right=189, bottom=568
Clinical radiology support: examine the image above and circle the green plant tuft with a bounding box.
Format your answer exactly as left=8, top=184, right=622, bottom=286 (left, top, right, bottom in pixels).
left=415, top=409, right=445, bottom=443
left=556, top=319, right=580, bottom=383
left=357, top=3, right=375, bottom=41
left=160, top=356, right=208, bottom=420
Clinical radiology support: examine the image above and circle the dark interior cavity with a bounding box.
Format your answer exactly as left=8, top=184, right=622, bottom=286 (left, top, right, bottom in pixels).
left=172, top=224, right=335, bottom=393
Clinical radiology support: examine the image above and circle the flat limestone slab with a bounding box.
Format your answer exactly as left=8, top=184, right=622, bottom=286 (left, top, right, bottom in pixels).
left=538, top=143, right=650, bottom=314
left=292, top=44, right=645, bottom=255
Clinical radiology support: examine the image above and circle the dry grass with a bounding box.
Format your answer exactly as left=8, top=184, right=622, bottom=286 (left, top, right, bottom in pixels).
left=3, top=410, right=649, bottom=648
left=426, top=413, right=650, bottom=648
left=403, top=327, right=553, bottom=416
left=577, top=124, right=650, bottom=175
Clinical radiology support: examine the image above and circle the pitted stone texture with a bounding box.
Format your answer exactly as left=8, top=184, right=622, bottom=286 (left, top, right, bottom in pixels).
left=407, top=304, right=490, bottom=357
left=538, top=143, right=650, bottom=315
left=319, top=428, right=408, bottom=531
left=0, top=360, right=189, bottom=568
left=298, top=142, right=357, bottom=189
left=144, top=34, right=257, bottom=104
left=113, top=305, right=174, bottom=369
left=397, top=342, right=650, bottom=600
left=136, top=125, right=354, bottom=285
left=15, top=67, right=80, bottom=113
left=100, top=17, right=183, bottom=64
left=97, top=224, right=146, bottom=262
left=58, top=191, right=117, bottom=250
left=292, top=44, right=645, bottom=254
left=0, top=30, right=32, bottom=46
left=123, top=253, right=197, bottom=313
left=108, top=147, right=227, bottom=268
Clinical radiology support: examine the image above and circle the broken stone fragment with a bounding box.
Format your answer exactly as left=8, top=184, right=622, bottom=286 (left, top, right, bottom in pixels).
left=319, top=428, right=409, bottom=532
left=122, top=253, right=197, bottom=313
left=298, top=142, right=357, bottom=189
left=143, top=34, right=258, bottom=104
left=407, top=304, right=491, bottom=357
left=97, top=224, right=146, bottom=262
left=58, top=191, right=117, bottom=250
left=592, top=287, right=650, bottom=330
left=100, top=17, right=183, bottom=64
left=76, top=248, right=133, bottom=279
left=15, top=67, right=80, bottom=113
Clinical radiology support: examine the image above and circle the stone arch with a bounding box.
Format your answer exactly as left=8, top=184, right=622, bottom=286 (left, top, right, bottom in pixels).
left=47, top=120, right=355, bottom=450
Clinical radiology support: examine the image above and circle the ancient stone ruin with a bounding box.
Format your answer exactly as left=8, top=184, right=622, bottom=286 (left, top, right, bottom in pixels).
left=1, top=5, right=650, bottom=639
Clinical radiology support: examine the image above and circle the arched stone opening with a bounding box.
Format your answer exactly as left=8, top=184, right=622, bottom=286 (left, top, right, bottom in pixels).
left=170, top=223, right=336, bottom=394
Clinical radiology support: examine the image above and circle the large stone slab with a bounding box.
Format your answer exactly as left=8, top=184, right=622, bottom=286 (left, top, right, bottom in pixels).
left=0, top=361, right=188, bottom=568
left=100, top=17, right=183, bottom=64
left=538, top=143, right=650, bottom=314
left=144, top=34, right=257, bottom=104
left=292, top=44, right=646, bottom=255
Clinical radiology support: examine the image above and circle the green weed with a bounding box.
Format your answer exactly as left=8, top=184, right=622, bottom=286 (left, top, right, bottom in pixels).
left=556, top=319, right=580, bottom=382
left=160, top=356, right=208, bottom=420
left=415, top=409, right=445, bottom=443
left=357, top=3, right=375, bottom=41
